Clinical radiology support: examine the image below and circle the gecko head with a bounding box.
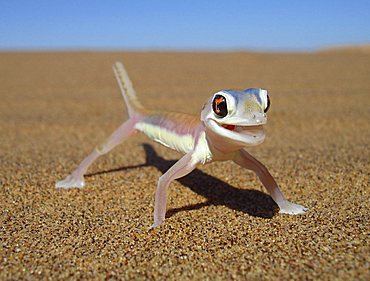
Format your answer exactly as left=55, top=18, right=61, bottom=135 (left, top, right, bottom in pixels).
left=201, top=88, right=270, bottom=147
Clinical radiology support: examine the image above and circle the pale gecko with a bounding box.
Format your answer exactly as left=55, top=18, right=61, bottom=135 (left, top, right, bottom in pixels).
left=56, top=62, right=308, bottom=228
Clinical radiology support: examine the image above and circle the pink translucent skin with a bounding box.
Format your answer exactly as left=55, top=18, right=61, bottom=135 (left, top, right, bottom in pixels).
left=56, top=62, right=307, bottom=228
left=233, top=149, right=307, bottom=215
left=56, top=116, right=140, bottom=189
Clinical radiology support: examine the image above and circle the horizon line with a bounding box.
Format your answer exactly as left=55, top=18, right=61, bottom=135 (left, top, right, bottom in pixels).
left=0, top=43, right=369, bottom=54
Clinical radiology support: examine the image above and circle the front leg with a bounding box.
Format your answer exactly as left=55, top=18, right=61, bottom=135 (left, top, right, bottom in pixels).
left=151, top=152, right=198, bottom=228
left=233, top=149, right=308, bottom=214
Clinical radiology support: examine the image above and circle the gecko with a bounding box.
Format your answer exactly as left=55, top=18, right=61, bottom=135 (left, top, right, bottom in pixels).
left=56, top=62, right=307, bottom=228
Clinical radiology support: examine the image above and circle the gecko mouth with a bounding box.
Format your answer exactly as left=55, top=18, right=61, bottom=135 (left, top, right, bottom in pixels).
left=220, top=123, right=265, bottom=139
left=208, top=119, right=266, bottom=145
left=222, top=124, right=263, bottom=132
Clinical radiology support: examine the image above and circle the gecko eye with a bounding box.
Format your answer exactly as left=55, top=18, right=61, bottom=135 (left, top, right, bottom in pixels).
left=264, top=94, right=270, bottom=113
left=212, top=95, right=228, bottom=118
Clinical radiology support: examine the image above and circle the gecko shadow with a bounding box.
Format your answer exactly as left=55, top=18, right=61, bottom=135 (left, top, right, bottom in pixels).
left=87, top=144, right=278, bottom=219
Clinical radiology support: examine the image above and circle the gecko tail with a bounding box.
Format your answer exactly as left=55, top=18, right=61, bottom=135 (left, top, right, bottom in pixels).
left=113, top=62, right=145, bottom=117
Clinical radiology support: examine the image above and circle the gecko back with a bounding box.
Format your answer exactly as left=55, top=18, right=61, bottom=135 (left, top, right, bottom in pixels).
left=113, top=62, right=203, bottom=153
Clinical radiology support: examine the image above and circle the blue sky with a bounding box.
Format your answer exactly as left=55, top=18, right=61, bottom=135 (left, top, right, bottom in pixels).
left=1, top=0, right=369, bottom=51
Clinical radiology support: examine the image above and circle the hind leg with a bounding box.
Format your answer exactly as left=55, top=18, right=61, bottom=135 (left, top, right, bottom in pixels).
left=56, top=118, right=138, bottom=188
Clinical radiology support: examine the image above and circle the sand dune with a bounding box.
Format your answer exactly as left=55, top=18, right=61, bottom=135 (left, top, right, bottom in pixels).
left=0, top=51, right=369, bottom=280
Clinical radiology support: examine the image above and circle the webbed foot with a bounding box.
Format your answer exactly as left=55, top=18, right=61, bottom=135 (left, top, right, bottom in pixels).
left=55, top=174, right=85, bottom=189
left=278, top=201, right=308, bottom=215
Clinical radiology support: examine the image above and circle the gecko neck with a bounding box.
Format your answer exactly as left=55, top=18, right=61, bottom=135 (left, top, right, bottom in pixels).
left=205, top=126, right=245, bottom=156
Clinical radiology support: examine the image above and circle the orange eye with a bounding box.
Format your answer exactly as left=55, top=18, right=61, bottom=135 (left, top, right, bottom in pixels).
left=212, top=95, right=228, bottom=118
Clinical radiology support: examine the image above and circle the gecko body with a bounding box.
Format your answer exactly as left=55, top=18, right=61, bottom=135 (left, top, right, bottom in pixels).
left=56, top=62, right=307, bottom=228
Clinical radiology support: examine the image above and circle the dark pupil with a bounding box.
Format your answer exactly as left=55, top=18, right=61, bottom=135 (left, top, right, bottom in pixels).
left=264, top=95, right=270, bottom=113
left=212, top=95, right=228, bottom=117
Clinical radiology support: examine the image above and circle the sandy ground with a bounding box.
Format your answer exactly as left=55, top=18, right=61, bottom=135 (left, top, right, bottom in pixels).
left=0, top=51, right=369, bottom=280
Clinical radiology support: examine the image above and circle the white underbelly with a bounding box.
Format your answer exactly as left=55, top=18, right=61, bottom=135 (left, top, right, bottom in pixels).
left=135, top=122, right=195, bottom=154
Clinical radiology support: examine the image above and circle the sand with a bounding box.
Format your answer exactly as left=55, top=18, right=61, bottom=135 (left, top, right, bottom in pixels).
left=0, top=51, right=369, bottom=280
